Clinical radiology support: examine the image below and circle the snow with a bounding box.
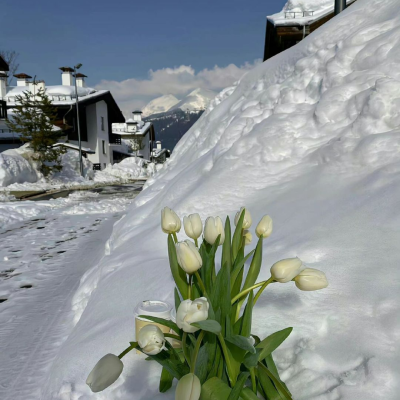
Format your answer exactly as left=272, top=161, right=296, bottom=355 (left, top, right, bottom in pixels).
left=268, top=0, right=354, bottom=26
left=170, top=88, right=217, bottom=112
left=3, top=0, right=400, bottom=399
left=142, top=94, right=180, bottom=117
left=94, top=157, right=149, bottom=183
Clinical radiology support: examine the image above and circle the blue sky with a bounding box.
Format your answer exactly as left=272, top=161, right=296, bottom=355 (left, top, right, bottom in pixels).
left=2, top=0, right=287, bottom=112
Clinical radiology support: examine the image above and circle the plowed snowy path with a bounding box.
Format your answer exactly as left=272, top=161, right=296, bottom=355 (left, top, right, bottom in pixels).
left=0, top=187, right=141, bottom=400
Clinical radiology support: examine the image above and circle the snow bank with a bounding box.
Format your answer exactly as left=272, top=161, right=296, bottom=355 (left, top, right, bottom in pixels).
left=0, top=146, right=39, bottom=186
left=43, top=0, right=400, bottom=399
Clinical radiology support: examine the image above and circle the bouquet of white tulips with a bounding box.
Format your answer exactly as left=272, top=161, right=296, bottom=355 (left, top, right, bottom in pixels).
left=87, top=207, right=328, bottom=399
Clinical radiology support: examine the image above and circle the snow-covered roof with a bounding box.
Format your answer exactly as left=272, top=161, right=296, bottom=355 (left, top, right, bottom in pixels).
left=53, top=143, right=95, bottom=154
left=4, top=85, right=107, bottom=106
left=268, top=0, right=354, bottom=26
left=112, top=121, right=152, bottom=136
left=152, top=148, right=167, bottom=158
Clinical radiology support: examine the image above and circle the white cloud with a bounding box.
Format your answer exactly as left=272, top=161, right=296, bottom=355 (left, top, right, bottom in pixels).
left=95, top=60, right=261, bottom=116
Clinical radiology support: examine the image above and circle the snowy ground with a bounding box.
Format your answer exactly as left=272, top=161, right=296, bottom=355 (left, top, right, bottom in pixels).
left=0, top=184, right=143, bottom=400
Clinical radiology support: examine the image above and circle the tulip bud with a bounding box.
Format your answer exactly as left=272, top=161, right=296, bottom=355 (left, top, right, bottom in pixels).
left=183, top=214, right=203, bottom=240
left=270, top=257, right=304, bottom=283
left=176, top=297, right=209, bottom=333
left=137, top=324, right=167, bottom=355
left=86, top=354, right=124, bottom=393
left=175, top=373, right=201, bottom=400
left=243, top=230, right=252, bottom=245
left=234, top=207, right=252, bottom=229
left=176, top=240, right=202, bottom=274
left=295, top=268, right=328, bottom=291
left=256, top=215, right=273, bottom=238
left=204, top=216, right=225, bottom=245
left=161, top=207, right=181, bottom=234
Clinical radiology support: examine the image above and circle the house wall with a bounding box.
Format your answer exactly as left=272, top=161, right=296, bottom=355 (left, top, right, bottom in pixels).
left=69, top=100, right=111, bottom=169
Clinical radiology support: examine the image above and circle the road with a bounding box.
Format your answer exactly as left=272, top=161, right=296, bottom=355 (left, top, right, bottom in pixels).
left=0, top=183, right=143, bottom=400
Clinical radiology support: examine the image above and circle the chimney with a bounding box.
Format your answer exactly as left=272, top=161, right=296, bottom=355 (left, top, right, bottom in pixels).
left=14, top=73, right=32, bottom=87
left=59, top=67, right=74, bottom=86
left=132, top=110, right=143, bottom=122
left=0, top=73, right=7, bottom=100
left=156, top=141, right=162, bottom=150
left=126, top=118, right=138, bottom=132
left=334, top=0, right=346, bottom=15
left=75, top=73, right=87, bottom=88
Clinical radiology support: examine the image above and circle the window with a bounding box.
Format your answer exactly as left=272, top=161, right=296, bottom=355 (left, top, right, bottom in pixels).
left=101, top=116, right=105, bottom=131
left=102, top=140, right=106, bottom=155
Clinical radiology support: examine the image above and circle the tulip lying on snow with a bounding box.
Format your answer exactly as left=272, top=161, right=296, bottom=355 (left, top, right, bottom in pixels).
left=256, top=215, right=273, bottom=238
left=176, top=240, right=202, bottom=274
left=137, top=324, right=167, bottom=355
left=86, top=354, right=124, bottom=393
left=176, top=297, right=209, bottom=333
left=234, top=207, right=252, bottom=229
left=175, top=373, right=201, bottom=400
left=295, top=268, right=329, bottom=291
left=204, top=216, right=225, bottom=245
left=161, top=207, right=181, bottom=234
left=270, top=257, right=304, bottom=283
left=183, top=213, right=203, bottom=240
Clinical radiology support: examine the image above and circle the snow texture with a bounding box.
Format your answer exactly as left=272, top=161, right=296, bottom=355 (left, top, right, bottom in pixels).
left=6, top=0, right=400, bottom=399
left=142, top=94, right=180, bottom=117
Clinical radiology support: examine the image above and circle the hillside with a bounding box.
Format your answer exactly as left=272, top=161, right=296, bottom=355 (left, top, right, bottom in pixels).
left=169, top=88, right=217, bottom=112
left=144, top=108, right=204, bottom=151
left=43, top=0, right=400, bottom=399
left=142, top=94, right=180, bottom=117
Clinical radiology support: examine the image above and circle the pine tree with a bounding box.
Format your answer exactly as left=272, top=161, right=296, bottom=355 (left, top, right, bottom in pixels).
left=7, top=85, right=66, bottom=176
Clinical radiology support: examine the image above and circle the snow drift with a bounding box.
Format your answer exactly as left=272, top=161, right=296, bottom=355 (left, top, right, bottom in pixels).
left=44, top=0, right=400, bottom=399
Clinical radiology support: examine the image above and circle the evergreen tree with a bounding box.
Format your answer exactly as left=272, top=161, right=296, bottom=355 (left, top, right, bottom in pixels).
left=7, top=86, right=66, bottom=176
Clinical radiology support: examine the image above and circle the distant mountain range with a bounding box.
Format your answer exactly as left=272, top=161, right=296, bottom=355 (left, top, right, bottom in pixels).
left=142, top=88, right=216, bottom=117
left=144, top=108, right=204, bottom=152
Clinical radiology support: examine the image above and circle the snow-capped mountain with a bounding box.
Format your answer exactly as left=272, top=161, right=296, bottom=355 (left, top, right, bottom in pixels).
left=169, top=88, right=217, bottom=112
left=141, top=94, right=179, bottom=117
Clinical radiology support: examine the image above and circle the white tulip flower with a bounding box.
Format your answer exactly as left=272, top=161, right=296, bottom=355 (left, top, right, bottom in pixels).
left=183, top=214, right=203, bottom=240
left=295, top=268, right=328, bottom=291
left=176, top=297, right=209, bottom=333
left=243, top=230, right=252, bottom=245
left=270, top=257, right=304, bottom=283
left=176, top=240, right=203, bottom=274
left=161, top=207, right=181, bottom=234
left=175, top=373, right=201, bottom=400
left=86, top=354, right=124, bottom=393
left=234, top=207, right=252, bottom=229
left=137, top=324, right=167, bottom=355
left=204, top=216, right=225, bottom=245
left=256, top=215, right=273, bottom=238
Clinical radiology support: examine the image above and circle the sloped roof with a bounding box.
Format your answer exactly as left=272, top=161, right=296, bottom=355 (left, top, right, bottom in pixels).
left=0, top=55, right=9, bottom=72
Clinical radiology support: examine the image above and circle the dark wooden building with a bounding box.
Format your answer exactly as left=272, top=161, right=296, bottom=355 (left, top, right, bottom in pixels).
left=263, top=0, right=356, bottom=61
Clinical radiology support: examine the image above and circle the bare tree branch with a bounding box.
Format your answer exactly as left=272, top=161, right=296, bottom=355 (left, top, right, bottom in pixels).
left=0, top=50, right=20, bottom=85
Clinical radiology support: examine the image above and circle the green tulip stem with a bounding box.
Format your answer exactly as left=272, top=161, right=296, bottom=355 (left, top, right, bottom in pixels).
left=250, top=367, right=257, bottom=393
left=172, top=232, right=178, bottom=244
left=194, top=271, right=209, bottom=298
left=182, top=333, right=191, bottom=367
left=188, top=274, right=192, bottom=300
left=118, top=342, right=137, bottom=359
left=253, top=277, right=274, bottom=306
left=190, top=330, right=205, bottom=373
left=217, top=333, right=236, bottom=386
left=231, top=280, right=268, bottom=305
left=195, top=238, right=199, bottom=247
left=164, top=333, right=181, bottom=341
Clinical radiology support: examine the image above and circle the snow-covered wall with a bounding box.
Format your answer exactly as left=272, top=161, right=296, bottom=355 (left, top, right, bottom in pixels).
left=44, top=0, right=400, bottom=399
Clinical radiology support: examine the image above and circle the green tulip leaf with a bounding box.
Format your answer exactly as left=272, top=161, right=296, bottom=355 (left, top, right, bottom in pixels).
left=227, top=371, right=250, bottom=400
left=241, top=236, right=263, bottom=294
left=257, top=366, right=282, bottom=400
left=222, top=216, right=232, bottom=271
left=232, top=209, right=246, bottom=261
left=138, top=315, right=181, bottom=337
left=240, top=387, right=261, bottom=400
left=225, top=335, right=256, bottom=354
left=159, top=367, right=174, bottom=393
left=230, top=249, right=255, bottom=292
left=168, top=234, right=189, bottom=299
left=200, top=377, right=231, bottom=400
left=240, top=290, right=253, bottom=337
left=243, top=348, right=262, bottom=369
left=265, top=353, right=292, bottom=397
left=191, top=319, right=222, bottom=334
left=257, top=362, right=292, bottom=400
left=195, top=345, right=209, bottom=384
left=257, top=327, right=293, bottom=362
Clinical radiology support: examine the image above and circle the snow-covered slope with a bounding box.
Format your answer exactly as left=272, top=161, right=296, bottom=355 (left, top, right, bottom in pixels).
left=142, top=94, right=180, bottom=117
left=43, top=0, right=400, bottom=399
left=170, top=88, right=217, bottom=112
